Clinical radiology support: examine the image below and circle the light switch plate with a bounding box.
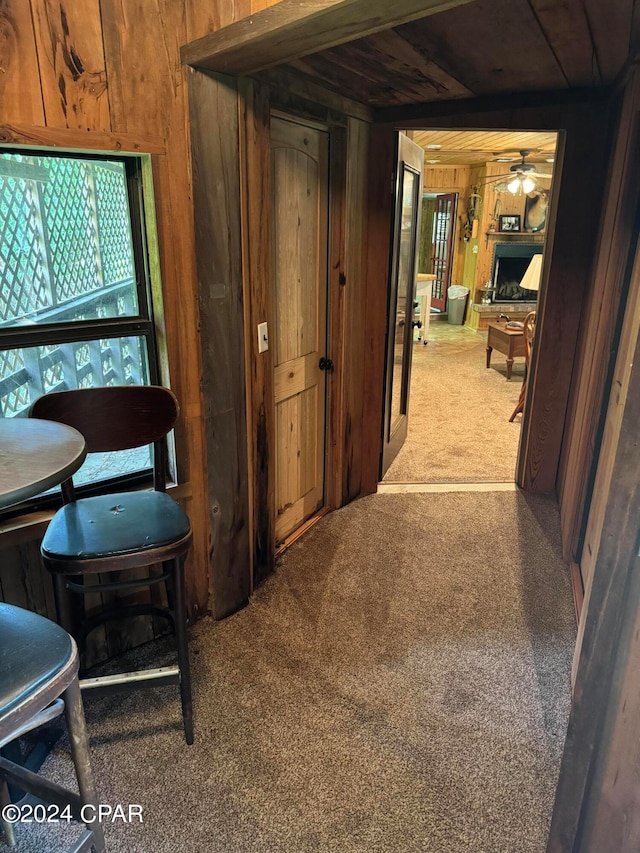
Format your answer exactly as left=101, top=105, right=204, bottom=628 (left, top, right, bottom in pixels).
left=257, top=322, right=269, bottom=353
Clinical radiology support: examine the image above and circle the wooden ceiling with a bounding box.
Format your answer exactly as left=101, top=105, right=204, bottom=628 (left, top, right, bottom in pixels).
left=287, top=0, right=635, bottom=108
left=410, top=130, right=558, bottom=166
left=183, top=0, right=638, bottom=110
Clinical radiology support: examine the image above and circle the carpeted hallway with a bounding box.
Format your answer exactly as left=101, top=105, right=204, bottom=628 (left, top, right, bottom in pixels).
left=3, top=490, right=575, bottom=853
left=384, top=321, right=524, bottom=483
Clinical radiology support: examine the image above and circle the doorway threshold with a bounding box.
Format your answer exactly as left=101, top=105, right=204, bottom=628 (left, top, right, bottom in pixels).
left=377, top=481, right=519, bottom=494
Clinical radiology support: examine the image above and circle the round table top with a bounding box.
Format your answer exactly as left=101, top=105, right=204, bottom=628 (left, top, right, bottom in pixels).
left=0, top=418, right=87, bottom=509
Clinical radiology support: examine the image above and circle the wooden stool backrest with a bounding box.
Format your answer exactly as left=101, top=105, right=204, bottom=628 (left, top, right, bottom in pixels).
left=29, top=386, right=179, bottom=495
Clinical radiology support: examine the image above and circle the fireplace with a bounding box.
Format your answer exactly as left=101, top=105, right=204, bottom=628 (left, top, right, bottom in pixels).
left=491, top=243, right=542, bottom=303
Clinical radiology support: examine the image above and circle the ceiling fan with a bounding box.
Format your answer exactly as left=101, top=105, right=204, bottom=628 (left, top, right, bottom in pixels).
left=483, top=150, right=553, bottom=194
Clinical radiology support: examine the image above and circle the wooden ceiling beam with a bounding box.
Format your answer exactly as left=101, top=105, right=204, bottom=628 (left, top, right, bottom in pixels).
left=180, top=0, right=478, bottom=74
left=373, top=86, right=611, bottom=127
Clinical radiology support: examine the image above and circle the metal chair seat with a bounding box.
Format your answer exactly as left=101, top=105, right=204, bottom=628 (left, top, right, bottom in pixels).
left=0, top=605, right=72, bottom=720
left=0, top=604, right=105, bottom=852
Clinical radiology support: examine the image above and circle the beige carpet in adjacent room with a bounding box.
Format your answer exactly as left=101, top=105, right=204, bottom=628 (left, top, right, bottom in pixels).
left=4, top=490, right=575, bottom=853
left=384, top=321, right=524, bottom=483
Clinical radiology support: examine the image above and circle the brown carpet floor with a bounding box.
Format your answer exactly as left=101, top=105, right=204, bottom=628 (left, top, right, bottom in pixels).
left=2, top=490, right=575, bottom=853
left=384, top=321, right=524, bottom=483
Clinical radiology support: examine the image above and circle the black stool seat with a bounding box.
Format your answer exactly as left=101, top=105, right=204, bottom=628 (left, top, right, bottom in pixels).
left=42, top=491, right=191, bottom=564
left=0, top=604, right=72, bottom=719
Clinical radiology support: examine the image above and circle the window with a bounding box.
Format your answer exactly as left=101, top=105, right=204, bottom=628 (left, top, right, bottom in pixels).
left=0, top=150, right=159, bottom=501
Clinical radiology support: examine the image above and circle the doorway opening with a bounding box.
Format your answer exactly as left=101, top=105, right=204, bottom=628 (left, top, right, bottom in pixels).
left=381, top=129, right=559, bottom=486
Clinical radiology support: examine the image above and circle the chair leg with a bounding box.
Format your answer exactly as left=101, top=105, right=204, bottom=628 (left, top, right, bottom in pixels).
left=0, top=778, right=16, bottom=847
left=63, top=676, right=106, bottom=853
left=171, top=557, right=194, bottom=745
left=509, top=378, right=527, bottom=422
left=162, top=560, right=175, bottom=613
left=53, top=573, right=75, bottom=635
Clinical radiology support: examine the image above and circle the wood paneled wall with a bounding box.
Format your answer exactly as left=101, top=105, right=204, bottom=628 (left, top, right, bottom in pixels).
left=548, top=234, right=640, bottom=851
left=0, top=0, right=264, bottom=656
left=557, top=70, right=640, bottom=569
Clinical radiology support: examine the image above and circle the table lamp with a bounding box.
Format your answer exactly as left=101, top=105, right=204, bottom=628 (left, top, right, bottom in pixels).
left=520, top=253, right=542, bottom=294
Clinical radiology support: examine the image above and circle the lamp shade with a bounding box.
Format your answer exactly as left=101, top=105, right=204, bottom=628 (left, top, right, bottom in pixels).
left=520, top=253, right=542, bottom=292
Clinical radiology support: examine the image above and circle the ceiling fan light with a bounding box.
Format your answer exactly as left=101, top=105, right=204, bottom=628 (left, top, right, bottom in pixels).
left=522, top=176, right=536, bottom=193
left=507, top=177, right=521, bottom=194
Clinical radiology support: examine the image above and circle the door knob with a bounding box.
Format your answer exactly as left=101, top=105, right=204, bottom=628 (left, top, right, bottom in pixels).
left=319, top=357, right=334, bottom=371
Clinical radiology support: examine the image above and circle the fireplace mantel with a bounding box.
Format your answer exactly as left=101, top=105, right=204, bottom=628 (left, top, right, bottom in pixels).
left=485, top=231, right=545, bottom=248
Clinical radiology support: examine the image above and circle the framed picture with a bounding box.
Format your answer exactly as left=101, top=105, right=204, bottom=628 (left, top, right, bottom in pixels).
left=499, top=214, right=521, bottom=232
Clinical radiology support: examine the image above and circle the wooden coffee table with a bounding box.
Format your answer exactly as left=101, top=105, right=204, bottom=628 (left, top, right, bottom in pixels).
left=486, top=321, right=526, bottom=380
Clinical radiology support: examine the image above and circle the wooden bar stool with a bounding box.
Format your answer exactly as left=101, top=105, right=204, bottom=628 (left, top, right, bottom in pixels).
left=30, top=386, right=194, bottom=745
left=0, top=603, right=105, bottom=852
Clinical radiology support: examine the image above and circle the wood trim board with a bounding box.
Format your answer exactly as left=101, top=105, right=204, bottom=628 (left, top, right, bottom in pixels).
left=180, top=0, right=477, bottom=74
left=0, top=124, right=166, bottom=155
left=186, top=68, right=251, bottom=619
left=238, top=76, right=276, bottom=589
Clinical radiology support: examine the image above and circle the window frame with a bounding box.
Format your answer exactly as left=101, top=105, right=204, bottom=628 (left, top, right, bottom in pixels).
left=0, top=148, right=163, bottom=516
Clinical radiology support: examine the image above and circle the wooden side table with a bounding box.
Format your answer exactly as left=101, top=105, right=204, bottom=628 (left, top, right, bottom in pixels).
left=486, top=321, right=526, bottom=380
left=0, top=418, right=87, bottom=508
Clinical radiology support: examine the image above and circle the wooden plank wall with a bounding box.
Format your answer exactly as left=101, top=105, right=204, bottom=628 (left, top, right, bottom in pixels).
left=548, top=234, right=640, bottom=851
left=557, top=70, right=640, bottom=568
left=0, top=0, right=265, bottom=659
left=567, top=69, right=640, bottom=685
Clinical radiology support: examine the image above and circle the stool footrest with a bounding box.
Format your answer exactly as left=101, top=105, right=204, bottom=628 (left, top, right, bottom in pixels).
left=0, top=755, right=85, bottom=822
left=80, top=666, right=180, bottom=695
left=0, top=699, right=65, bottom=750
left=66, top=828, right=98, bottom=853
left=78, top=603, right=175, bottom=648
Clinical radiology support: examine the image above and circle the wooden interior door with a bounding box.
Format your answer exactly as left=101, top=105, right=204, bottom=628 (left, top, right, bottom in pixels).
left=430, top=192, right=457, bottom=311
left=271, top=116, right=329, bottom=545
left=381, top=133, right=424, bottom=476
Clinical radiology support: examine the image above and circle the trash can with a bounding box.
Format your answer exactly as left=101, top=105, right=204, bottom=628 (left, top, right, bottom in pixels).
left=447, top=285, right=469, bottom=325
